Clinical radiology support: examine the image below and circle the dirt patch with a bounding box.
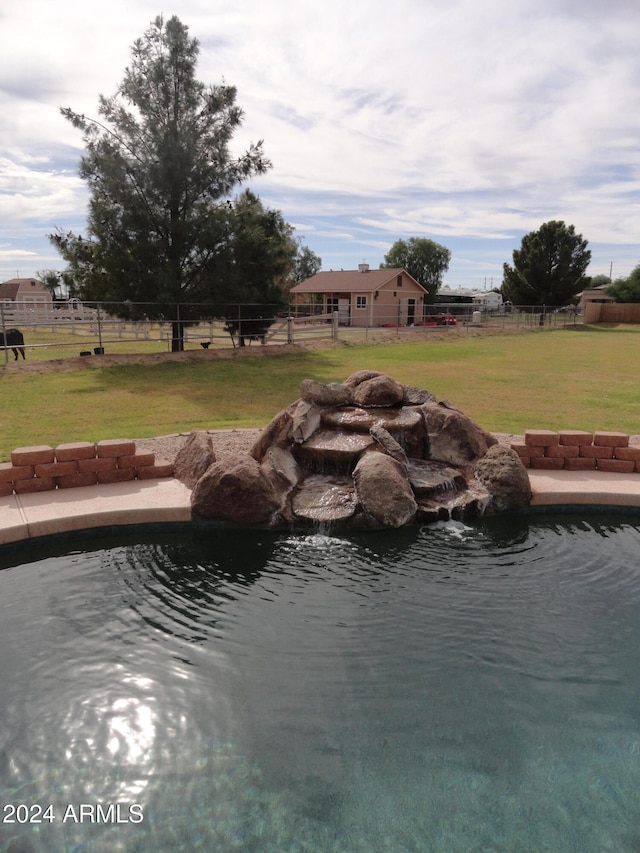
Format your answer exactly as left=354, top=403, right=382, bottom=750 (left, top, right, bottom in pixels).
left=0, top=325, right=537, bottom=376
left=0, top=343, right=304, bottom=376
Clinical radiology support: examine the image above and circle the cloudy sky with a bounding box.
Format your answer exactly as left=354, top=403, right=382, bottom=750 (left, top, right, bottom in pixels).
left=1, top=0, right=638, bottom=289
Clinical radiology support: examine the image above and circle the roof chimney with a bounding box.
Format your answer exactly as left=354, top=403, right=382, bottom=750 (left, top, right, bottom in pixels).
left=358, top=262, right=369, bottom=273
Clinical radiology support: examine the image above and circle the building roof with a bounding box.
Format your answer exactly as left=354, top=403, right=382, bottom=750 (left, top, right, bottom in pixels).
left=291, top=268, right=427, bottom=295
left=0, top=278, right=46, bottom=300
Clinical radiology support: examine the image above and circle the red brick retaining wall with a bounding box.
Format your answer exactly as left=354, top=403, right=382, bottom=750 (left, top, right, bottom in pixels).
left=0, top=440, right=174, bottom=497
left=511, top=431, right=640, bottom=472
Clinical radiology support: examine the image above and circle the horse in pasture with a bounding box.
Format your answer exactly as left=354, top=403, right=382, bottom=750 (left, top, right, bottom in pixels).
left=0, top=328, right=26, bottom=360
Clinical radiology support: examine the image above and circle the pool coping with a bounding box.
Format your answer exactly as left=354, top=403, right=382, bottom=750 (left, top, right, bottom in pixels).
left=0, top=478, right=191, bottom=545
left=2, top=469, right=640, bottom=545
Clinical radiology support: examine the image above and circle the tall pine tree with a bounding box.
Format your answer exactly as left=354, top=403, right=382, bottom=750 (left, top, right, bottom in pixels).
left=50, top=15, right=270, bottom=350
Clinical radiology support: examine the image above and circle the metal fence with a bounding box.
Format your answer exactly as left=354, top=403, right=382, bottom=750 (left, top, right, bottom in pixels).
left=0, top=301, right=583, bottom=364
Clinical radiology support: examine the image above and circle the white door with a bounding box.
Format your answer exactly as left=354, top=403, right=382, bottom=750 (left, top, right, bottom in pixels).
left=338, top=299, right=350, bottom=325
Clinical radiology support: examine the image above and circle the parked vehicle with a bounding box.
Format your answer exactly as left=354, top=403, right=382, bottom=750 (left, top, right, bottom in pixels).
left=422, top=313, right=457, bottom=326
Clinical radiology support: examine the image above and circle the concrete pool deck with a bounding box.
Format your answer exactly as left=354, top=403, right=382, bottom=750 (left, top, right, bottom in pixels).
left=2, top=469, right=640, bottom=546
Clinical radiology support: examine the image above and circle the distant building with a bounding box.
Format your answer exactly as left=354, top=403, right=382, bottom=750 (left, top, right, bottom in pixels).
left=437, top=286, right=503, bottom=308
left=0, top=278, right=53, bottom=317
left=290, top=264, right=428, bottom=327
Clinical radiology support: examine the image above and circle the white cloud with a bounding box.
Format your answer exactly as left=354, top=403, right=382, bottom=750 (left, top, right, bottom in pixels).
left=1, top=0, right=639, bottom=284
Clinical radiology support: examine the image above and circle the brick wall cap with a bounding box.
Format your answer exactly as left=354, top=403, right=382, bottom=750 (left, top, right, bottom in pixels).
left=594, top=431, right=629, bottom=447
left=55, top=442, right=97, bottom=462
left=11, top=446, right=55, bottom=466
left=525, top=430, right=559, bottom=447
left=96, top=439, right=136, bottom=458
left=558, top=430, right=593, bottom=446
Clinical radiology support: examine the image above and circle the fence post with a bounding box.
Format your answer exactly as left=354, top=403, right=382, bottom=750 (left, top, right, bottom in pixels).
left=287, top=316, right=294, bottom=344
left=332, top=311, right=339, bottom=340
left=0, top=303, right=7, bottom=364
left=97, top=304, right=103, bottom=352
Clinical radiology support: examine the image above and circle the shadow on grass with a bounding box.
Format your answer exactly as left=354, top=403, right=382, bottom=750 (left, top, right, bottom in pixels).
left=563, top=323, right=640, bottom=333
left=73, top=350, right=327, bottom=427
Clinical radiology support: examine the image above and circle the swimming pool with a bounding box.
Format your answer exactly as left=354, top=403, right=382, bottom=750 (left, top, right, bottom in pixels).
left=0, top=514, right=639, bottom=851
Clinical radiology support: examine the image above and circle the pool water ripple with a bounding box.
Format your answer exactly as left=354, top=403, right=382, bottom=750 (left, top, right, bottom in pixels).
left=0, top=515, right=639, bottom=851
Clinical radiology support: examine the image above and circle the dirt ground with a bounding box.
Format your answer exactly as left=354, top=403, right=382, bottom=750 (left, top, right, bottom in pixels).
left=0, top=324, right=537, bottom=376
left=0, top=341, right=302, bottom=375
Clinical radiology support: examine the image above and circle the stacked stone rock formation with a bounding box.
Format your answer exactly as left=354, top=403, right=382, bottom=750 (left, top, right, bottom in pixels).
left=176, top=371, right=531, bottom=528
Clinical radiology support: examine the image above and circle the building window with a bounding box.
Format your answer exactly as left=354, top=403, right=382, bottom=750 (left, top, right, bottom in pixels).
left=397, top=275, right=403, bottom=287
left=356, top=295, right=367, bottom=309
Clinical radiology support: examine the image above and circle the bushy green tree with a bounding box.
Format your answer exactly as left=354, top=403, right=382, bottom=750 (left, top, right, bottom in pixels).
left=607, top=265, right=640, bottom=302
left=218, top=190, right=296, bottom=345
left=291, top=243, right=322, bottom=284
left=589, top=274, right=612, bottom=289
left=502, top=221, right=591, bottom=307
left=49, top=15, right=270, bottom=350
left=380, top=237, right=451, bottom=303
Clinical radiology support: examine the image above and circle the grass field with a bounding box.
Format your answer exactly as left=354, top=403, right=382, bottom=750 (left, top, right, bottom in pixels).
left=1, top=324, right=638, bottom=461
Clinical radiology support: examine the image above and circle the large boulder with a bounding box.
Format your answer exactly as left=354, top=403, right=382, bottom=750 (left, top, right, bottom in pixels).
left=250, top=408, right=293, bottom=461
left=300, top=379, right=352, bottom=407
left=369, top=424, right=409, bottom=468
left=474, top=445, right=532, bottom=513
left=191, top=455, right=281, bottom=524
left=261, top=445, right=301, bottom=489
left=344, top=370, right=404, bottom=407
left=422, top=402, right=497, bottom=466
left=353, top=451, right=417, bottom=527
left=291, top=475, right=357, bottom=523
left=289, top=399, right=323, bottom=443
left=403, top=385, right=437, bottom=406
left=173, top=431, right=216, bottom=489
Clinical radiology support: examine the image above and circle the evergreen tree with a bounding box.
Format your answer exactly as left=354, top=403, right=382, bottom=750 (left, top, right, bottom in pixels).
left=502, top=221, right=591, bottom=307
left=218, top=190, right=296, bottom=345
left=49, top=15, right=270, bottom=350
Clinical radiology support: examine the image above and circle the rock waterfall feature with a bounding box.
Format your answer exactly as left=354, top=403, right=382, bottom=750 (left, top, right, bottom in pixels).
left=178, top=371, right=531, bottom=528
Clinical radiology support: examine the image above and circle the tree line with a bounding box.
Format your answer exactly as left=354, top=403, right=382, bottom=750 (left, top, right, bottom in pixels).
left=47, top=15, right=636, bottom=347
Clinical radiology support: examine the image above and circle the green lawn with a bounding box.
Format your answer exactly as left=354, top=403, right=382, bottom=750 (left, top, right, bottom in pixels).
left=1, top=325, right=639, bottom=461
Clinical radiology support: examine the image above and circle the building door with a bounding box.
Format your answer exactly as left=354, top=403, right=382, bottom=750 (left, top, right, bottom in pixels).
left=338, top=299, right=350, bottom=325
left=399, top=298, right=416, bottom=326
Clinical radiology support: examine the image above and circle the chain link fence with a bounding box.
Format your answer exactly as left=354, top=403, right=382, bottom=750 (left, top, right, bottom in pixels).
left=0, top=300, right=582, bottom=364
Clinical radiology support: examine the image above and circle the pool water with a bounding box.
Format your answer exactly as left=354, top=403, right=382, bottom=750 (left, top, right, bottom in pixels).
left=0, top=514, right=639, bottom=851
